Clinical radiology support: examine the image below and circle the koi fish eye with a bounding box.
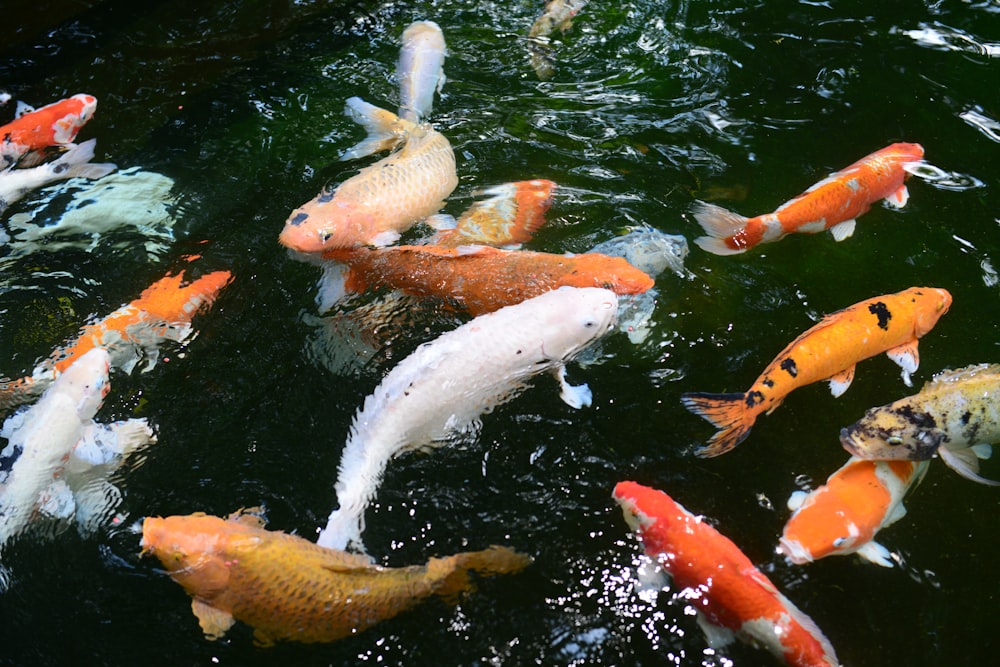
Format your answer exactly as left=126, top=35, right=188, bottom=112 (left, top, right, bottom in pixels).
left=886, top=436, right=904, bottom=446
left=833, top=537, right=848, bottom=548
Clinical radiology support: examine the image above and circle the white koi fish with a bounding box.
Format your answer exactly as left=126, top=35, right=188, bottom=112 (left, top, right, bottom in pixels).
left=0, top=139, right=116, bottom=216
left=397, top=21, right=446, bottom=123
left=317, top=286, right=619, bottom=552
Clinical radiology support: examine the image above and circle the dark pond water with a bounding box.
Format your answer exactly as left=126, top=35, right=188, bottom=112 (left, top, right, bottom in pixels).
left=2, top=1, right=999, bottom=665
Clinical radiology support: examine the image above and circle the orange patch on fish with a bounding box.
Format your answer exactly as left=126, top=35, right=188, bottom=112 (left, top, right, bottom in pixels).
left=0, top=94, right=98, bottom=167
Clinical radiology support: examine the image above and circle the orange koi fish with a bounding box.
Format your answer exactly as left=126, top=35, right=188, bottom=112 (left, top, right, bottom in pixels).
left=141, top=509, right=532, bottom=646
left=614, top=481, right=840, bottom=667
left=321, top=243, right=653, bottom=316
left=692, top=143, right=925, bottom=255
left=0, top=266, right=232, bottom=414
left=681, top=287, right=952, bottom=457
left=0, top=94, right=98, bottom=168
left=278, top=96, right=457, bottom=252
left=426, top=179, right=557, bottom=248
left=779, top=457, right=928, bottom=568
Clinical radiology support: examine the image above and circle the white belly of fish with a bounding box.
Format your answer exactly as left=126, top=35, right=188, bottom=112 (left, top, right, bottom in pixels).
left=318, top=287, right=618, bottom=551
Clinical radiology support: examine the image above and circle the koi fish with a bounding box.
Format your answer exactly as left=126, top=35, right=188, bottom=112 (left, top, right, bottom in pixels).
left=779, top=457, right=928, bottom=567
left=141, top=509, right=532, bottom=646
left=0, top=94, right=98, bottom=168
left=691, top=143, right=926, bottom=255
left=841, top=363, right=1000, bottom=486
left=317, top=287, right=618, bottom=551
left=279, top=96, right=457, bottom=253
left=0, top=138, right=116, bottom=216
left=0, top=266, right=232, bottom=415
left=613, top=481, right=840, bottom=667
left=426, top=179, right=557, bottom=248
left=528, top=0, right=589, bottom=80
left=397, top=21, right=446, bottom=123
left=320, top=244, right=653, bottom=316
left=681, top=287, right=952, bottom=457
left=0, top=349, right=109, bottom=552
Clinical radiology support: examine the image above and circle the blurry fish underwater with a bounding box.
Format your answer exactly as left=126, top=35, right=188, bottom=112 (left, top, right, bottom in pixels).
left=527, top=0, right=589, bottom=80
left=779, top=457, right=928, bottom=567
left=0, top=138, right=116, bottom=217
left=141, top=508, right=532, bottom=646
left=318, top=287, right=619, bottom=552
left=841, top=363, right=1000, bottom=486
left=397, top=20, right=446, bottom=123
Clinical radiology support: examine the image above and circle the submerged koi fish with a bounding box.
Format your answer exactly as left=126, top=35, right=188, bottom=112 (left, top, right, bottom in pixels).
left=318, top=287, right=618, bottom=551
left=0, top=94, right=98, bottom=168
left=397, top=21, right=446, bottom=123
left=279, top=96, right=457, bottom=252
left=779, top=457, right=928, bottom=567
left=614, top=481, right=840, bottom=667
left=141, top=509, right=531, bottom=646
left=0, top=267, right=232, bottom=414
left=528, top=0, right=588, bottom=80
left=681, top=287, right=952, bottom=457
left=692, top=143, right=925, bottom=255
left=841, top=363, right=1000, bottom=486
left=321, top=244, right=652, bottom=316
left=426, top=179, right=557, bottom=248
left=0, top=138, right=116, bottom=215
left=0, top=349, right=109, bottom=551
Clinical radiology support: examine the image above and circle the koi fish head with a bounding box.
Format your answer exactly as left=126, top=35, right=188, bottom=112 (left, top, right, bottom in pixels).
left=779, top=488, right=868, bottom=564
left=909, top=287, right=952, bottom=338
left=558, top=253, right=655, bottom=294
left=61, top=347, right=112, bottom=416
left=279, top=196, right=378, bottom=253
left=51, top=94, right=98, bottom=144
left=840, top=403, right=943, bottom=461
left=538, top=287, right=618, bottom=359
left=884, top=142, right=926, bottom=168
left=612, top=481, right=691, bottom=557
left=141, top=514, right=241, bottom=597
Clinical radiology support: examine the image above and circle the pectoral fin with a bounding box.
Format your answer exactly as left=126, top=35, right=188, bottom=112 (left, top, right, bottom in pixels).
left=827, top=365, right=855, bottom=397
left=857, top=541, right=895, bottom=567
left=192, top=599, right=236, bottom=640
left=829, top=219, right=856, bottom=241
left=885, top=184, right=909, bottom=208
left=886, top=340, right=920, bottom=386
left=554, top=365, right=592, bottom=409
left=939, top=446, right=1000, bottom=486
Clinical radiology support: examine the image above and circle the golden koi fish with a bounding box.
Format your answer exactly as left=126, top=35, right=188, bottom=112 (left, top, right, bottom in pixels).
left=278, top=97, right=457, bottom=252
left=141, top=509, right=532, bottom=646
left=841, top=363, right=1000, bottom=486
left=682, top=287, right=952, bottom=457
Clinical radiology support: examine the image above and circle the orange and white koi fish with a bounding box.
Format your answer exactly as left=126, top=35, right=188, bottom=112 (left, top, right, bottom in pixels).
left=397, top=21, right=446, bottom=123
left=141, top=509, right=531, bottom=646
left=0, top=138, right=115, bottom=215
left=0, top=266, right=232, bottom=414
left=614, top=481, right=840, bottom=667
left=681, top=287, right=952, bottom=457
left=841, top=363, right=1000, bottom=486
left=426, top=179, right=557, bottom=248
left=279, top=96, right=457, bottom=253
left=321, top=244, right=652, bottom=316
left=779, top=458, right=928, bottom=567
left=0, top=94, right=98, bottom=168
left=691, top=143, right=926, bottom=255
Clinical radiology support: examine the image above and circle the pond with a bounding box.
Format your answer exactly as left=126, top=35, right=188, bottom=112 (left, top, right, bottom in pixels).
left=2, top=1, right=999, bottom=665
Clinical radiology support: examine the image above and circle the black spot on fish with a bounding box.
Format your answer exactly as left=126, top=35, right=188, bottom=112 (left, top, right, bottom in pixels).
left=868, top=301, right=892, bottom=330
left=780, top=358, right=798, bottom=378
left=745, top=390, right=765, bottom=408
left=516, top=350, right=523, bottom=355
left=961, top=411, right=972, bottom=425
left=896, top=404, right=937, bottom=430
left=317, top=186, right=336, bottom=203
left=53, top=162, right=68, bottom=174
left=762, top=378, right=775, bottom=388
left=290, top=212, right=309, bottom=226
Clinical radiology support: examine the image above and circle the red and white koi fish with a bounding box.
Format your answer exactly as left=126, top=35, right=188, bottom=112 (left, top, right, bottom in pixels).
left=321, top=244, right=653, bottom=316
left=278, top=97, right=457, bottom=252
left=681, top=287, right=952, bottom=457
left=318, top=287, right=618, bottom=552
left=426, top=179, right=557, bottom=248
left=692, top=143, right=926, bottom=255
left=0, top=266, right=232, bottom=415
left=779, top=457, right=928, bottom=567
left=614, top=481, right=840, bottom=667
left=0, top=138, right=116, bottom=215
left=397, top=21, right=446, bottom=123
left=0, top=94, right=98, bottom=168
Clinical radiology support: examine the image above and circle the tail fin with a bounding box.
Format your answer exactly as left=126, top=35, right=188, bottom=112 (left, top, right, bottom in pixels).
left=432, top=546, right=533, bottom=603
left=340, top=97, right=409, bottom=161
left=690, top=200, right=750, bottom=256
left=680, top=392, right=755, bottom=457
